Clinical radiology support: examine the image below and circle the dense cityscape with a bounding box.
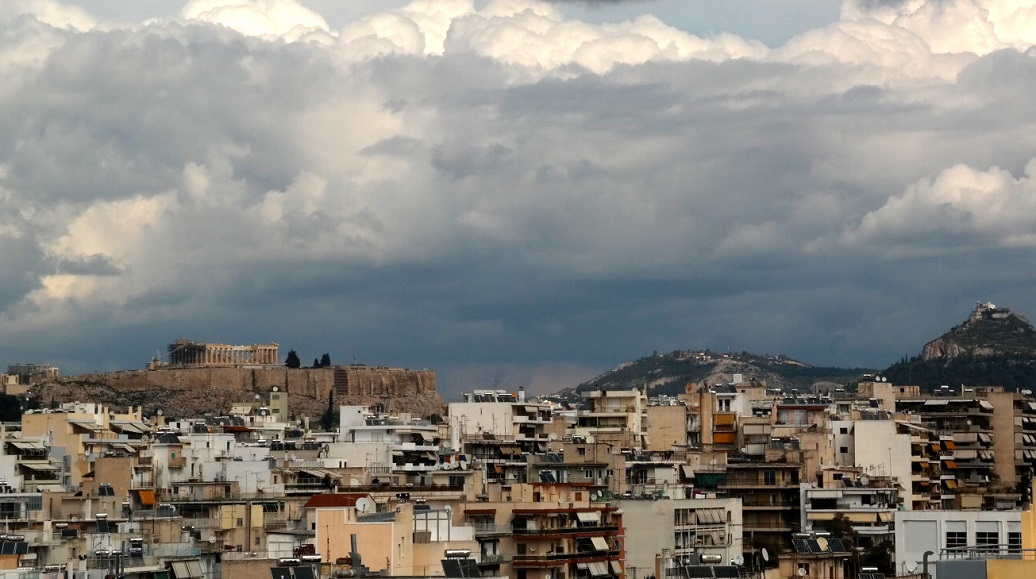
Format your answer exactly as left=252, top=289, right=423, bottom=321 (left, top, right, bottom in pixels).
left=1, top=322, right=1036, bottom=579
left=5, top=1, right=1036, bottom=579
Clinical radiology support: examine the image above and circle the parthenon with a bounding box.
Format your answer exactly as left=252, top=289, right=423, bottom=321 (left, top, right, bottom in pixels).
left=166, top=340, right=280, bottom=367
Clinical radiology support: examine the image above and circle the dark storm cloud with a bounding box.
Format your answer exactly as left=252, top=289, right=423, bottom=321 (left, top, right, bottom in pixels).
left=3, top=0, right=1036, bottom=398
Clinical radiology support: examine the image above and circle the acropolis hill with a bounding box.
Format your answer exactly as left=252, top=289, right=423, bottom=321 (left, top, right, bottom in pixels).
left=33, top=340, right=444, bottom=419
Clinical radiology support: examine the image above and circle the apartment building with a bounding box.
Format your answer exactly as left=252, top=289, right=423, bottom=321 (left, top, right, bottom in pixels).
left=464, top=482, right=625, bottom=579
left=618, top=496, right=742, bottom=579
left=896, top=396, right=998, bottom=508
left=577, top=389, right=648, bottom=450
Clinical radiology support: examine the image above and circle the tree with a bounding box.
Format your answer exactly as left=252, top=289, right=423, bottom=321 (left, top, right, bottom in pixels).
left=284, top=350, right=301, bottom=369
left=0, top=394, right=22, bottom=422
left=313, top=358, right=320, bottom=369
left=320, top=388, right=337, bottom=431
left=320, top=353, right=332, bottom=367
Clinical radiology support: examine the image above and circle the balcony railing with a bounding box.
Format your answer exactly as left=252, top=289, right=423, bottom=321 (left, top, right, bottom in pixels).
left=512, top=525, right=619, bottom=537
left=474, top=523, right=513, bottom=536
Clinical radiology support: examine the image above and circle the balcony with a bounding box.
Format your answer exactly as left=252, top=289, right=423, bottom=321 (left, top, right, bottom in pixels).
left=512, top=525, right=619, bottom=538
left=473, top=523, right=513, bottom=537
left=478, top=553, right=512, bottom=565
left=513, top=549, right=622, bottom=563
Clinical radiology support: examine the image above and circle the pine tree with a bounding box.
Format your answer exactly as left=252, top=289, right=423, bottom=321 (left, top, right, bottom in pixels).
left=284, top=349, right=301, bottom=369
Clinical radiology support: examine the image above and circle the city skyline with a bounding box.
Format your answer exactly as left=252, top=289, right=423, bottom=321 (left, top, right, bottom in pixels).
left=3, top=0, right=1036, bottom=398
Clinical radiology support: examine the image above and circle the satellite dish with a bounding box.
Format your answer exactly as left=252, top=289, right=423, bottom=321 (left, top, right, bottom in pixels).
left=548, top=433, right=559, bottom=441
left=585, top=435, right=596, bottom=444
left=860, top=475, right=870, bottom=487
left=355, top=497, right=374, bottom=514
left=817, top=537, right=829, bottom=552
left=272, top=386, right=278, bottom=392
left=732, top=555, right=744, bottom=566
left=761, top=548, right=769, bottom=562
left=798, top=567, right=807, bottom=577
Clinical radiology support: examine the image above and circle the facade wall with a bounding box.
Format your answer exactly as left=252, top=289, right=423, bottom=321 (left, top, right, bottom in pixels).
left=854, top=420, right=912, bottom=491
left=645, top=406, right=687, bottom=451
left=618, top=497, right=742, bottom=579
left=981, top=390, right=1021, bottom=486
left=895, top=510, right=1022, bottom=578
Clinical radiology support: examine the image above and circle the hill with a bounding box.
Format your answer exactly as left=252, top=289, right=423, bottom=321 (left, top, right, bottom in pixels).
left=883, top=302, right=1036, bottom=391
left=556, top=349, right=873, bottom=401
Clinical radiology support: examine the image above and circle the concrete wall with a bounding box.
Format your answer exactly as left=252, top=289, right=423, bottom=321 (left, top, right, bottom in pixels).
left=895, top=510, right=1022, bottom=578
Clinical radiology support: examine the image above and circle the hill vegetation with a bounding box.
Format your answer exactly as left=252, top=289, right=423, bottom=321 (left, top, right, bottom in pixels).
left=882, top=303, right=1036, bottom=391
left=559, top=349, right=873, bottom=400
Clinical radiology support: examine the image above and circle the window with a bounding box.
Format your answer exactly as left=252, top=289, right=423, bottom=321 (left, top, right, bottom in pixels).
left=764, top=470, right=776, bottom=485
left=237, top=518, right=244, bottom=526
left=946, top=531, right=967, bottom=549
left=1008, top=532, right=1022, bottom=553
left=976, top=531, right=998, bottom=551
left=840, top=447, right=849, bottom=454
left=577, top=448, right=586, bottom=456
left=839, top=427, right=848, bottom=434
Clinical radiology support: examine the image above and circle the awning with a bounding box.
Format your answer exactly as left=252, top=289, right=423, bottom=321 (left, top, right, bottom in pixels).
left=170, top=562, right=190, bottom=579
left=696, top=509, right=722, bottom=524
left=924, top=400, right=949, bottom=406
left=69, top=420, right=103, bottom=430
left=944, top=460, right=957, bottom=469
left=575, top=512, right=601, bottom=524
left=877, top=512, right=894, bottom=523
left=610, top=561, right=623, bottom=575
left=807, top=512, right=837, bottom=521
left=589, top=562, right=609, bottom=577
left=112, top=422, right=145, bottom=435
left=979, top=400, right=994, bottom=411
left=136, top=489, right=156, bottom=506
left=417, top=431, right=435, bottom=442
left=680, top=465, right=694, bottom=481
left=35, top=484, right=66, bottom=493
left=943, top=480, right=958, bottom=489
left=20, top=462, right=57, bottom=471
left=591, top=537, right=610, bottom=552
left=978, top=433, right=992, bottom=444
left=10, top=441, right=44, bottom=451
left=843, top=512, right=878, bottom=523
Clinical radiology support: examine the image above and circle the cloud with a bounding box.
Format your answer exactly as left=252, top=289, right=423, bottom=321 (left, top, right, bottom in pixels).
left=182, top=0, right=332, bottom=41
left=8, top=0, right=96, bottom=31
left=843, top=160, right=1036, bottom=252
left=2, top=0, right=1036, bottom=395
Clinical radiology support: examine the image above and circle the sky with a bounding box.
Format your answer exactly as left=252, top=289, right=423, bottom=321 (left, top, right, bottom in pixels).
left=3, top=0, right=1036, bottom=400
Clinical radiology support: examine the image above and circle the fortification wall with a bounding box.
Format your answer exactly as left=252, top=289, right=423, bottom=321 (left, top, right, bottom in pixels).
left=56, top=366, right=444, bottom=417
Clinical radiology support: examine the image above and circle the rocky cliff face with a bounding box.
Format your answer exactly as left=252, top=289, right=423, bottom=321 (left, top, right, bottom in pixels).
left=32, top=365, right=444, bottom=419
left=921, top=303, right=1036, bottom=362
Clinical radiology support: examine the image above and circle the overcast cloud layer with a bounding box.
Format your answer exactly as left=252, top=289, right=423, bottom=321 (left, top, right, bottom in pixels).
left=3, top=0, right=1036, bottom=397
